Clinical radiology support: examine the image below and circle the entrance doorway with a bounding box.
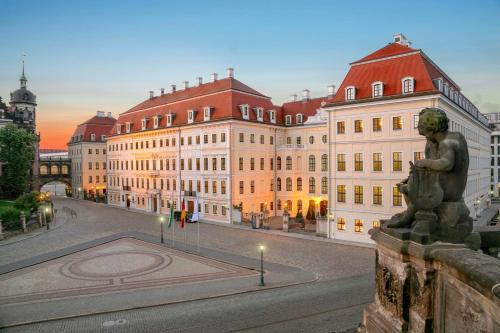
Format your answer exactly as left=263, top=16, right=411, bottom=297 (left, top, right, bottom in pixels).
left=188, top=200, right=194, bottom=213
left=126, top=195, right=131, bottom=208
left=153, top=196, right=158, bottom=212
left=320, top=200, right=328, bottom=217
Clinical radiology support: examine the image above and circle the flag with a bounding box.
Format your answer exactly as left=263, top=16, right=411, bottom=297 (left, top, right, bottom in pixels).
left=167, top=199, right=174, bottom=229
left=180, top=198, right=186, bottom=229
left=192, top=198, right=199, bottom=222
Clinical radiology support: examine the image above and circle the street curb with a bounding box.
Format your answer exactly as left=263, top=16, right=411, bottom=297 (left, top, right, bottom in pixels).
left=0, top=215, right=67, bottom=247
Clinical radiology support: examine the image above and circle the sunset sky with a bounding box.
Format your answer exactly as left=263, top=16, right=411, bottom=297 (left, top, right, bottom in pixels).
left=1, top=0, right=499, bottom=149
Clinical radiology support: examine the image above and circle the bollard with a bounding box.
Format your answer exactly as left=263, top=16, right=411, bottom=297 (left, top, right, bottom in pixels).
left=0, top=219, right=3, bottom=240
left=20, top=212, right=27, bottom=233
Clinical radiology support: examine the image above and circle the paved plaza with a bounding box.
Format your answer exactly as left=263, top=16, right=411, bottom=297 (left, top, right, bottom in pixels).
left=0, top=197, right=375, bottom=332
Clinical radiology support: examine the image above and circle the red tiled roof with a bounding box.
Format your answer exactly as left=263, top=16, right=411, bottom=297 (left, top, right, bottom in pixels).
left=281, top=97, right=326, bottom=125
left=112, top=77, right=280, bottom=135
left=69, top=115, right=116, bottom=143
left=351, top=42, right=417, bottom=64
left=329, top=43, right=447, bottom=104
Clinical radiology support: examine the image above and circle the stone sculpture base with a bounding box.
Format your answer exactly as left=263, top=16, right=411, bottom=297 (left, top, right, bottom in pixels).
left=360, top=229, right=466, bottom=333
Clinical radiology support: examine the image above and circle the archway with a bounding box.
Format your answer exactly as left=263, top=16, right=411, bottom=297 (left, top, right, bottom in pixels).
left=40, top=181, right=71, bottom=197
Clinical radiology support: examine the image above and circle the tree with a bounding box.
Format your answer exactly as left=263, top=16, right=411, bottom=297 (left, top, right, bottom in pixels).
left=0, top=124, right=36, bottom=198
left=0, top=96, right=7, bottom=111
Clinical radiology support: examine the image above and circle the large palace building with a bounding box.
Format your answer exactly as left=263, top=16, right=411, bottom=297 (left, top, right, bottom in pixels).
left=324, top=34, right=490, bottom=243
left=105, top=34, right=490, bottom=243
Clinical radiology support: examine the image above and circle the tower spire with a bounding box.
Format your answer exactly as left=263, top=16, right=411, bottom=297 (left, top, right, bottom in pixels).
left=20, top=54, right=27, bottom=88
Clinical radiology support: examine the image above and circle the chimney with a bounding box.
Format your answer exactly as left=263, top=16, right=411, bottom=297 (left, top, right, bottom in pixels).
left=183, top=81, right=189, bottom=89
left=290, top=94, right=297, bottom=102
left=227, top=67, right=234, bottom=78
left=96, top=110, right=105, bottom=117
left=197, top=77, right=203, bottom=86
left=211, top=73, right=218, bottom=82
left=171, top=84, right=176, bottom=93
left=160, top=88, right=165, bottom=95
left=327, top=85, right=336, bottom=97
left=302, top=89, right=310, bottom=101
left=149, top=90, right=154, bottom=99
left=107, top=112, right=112, bottom=117
left=393, top=33, right=411, bottom=47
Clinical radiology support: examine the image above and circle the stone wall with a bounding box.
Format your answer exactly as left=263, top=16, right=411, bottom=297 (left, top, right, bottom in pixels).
left=361, top=230, right=500, bottom=333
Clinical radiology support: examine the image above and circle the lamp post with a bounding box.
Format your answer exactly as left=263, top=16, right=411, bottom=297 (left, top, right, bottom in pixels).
left=95, top=186, right=99, bottom=203
left=78, top=187, right=82, bottom=199
left=159, top=216, right=165, bottom=244
left=45, top=207, right=50, bottom=230
left=474, top=198, right=481, bottom=218
left=259, top=244, right=265, bottom=286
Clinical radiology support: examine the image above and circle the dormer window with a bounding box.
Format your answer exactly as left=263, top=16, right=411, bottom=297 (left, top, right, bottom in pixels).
left=269, top=110, right=276, bottom=124
left=285, top=115, right=292, bottom=125
left=372, top=82, right=383, bottom=98
left=101, top=134, right=106, bottom=141
left=239, top=104, right=249, bottom=120
left=116, top=124, right=121, bottom=134
left=203, top=107, right=212, bottom=121
left=188, top=109, right=197, bottom=124
left=443, top=82, right=449, bottom=97
left=166, top=113, right=174, bottom=127
left=296, top=114, right=303, bottom=124
left=402, top=77, right=414, bottom=94
left=141, top=118, right=147, bottom=130
left=153, top=115, right=160, bottom=129
left=254, top=107, right=263, bottom=122
left=126, top=122, right=131, bottom=133
left=345, top=86, right=356, bottom=101
left=90, top=133, right=96, bottom=141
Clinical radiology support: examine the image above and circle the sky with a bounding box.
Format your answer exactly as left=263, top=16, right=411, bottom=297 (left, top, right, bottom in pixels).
left=1, top=0, right=499, bottom=149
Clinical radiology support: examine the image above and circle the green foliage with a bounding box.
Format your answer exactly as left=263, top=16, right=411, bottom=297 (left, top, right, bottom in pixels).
left=0, top=124, right=36, bottom=198
left=295, top=210, right=304, bottom=224
left=14, top=191, right=41, bottom=212
left=0, top=96, right=7, bottom=111
left=1, top=207, right=21, bottom=230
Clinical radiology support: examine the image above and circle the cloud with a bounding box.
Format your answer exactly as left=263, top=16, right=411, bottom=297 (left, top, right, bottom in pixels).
left=481, top=102, right=500, bottom=114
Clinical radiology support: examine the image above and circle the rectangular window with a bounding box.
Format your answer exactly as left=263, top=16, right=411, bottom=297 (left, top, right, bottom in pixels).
left=204, top=158, right=208, bottom=170
left=414, top=152, right=424, bottom=161
left=354, top=153, right=363, bottom=171
left=393, top=186, right=402, bottom=206
left=239, top=157, right=244, bottom=171
left=221, top=157, right=226, bottom=171
left=337, top=185, right=346, bottom=203
left=393, top=116, right=403, bottom=130
left=239, top=181, right=244, bottom=194
left=212, top=158, right=217, bottom=171
left=204, top=180, right=209, bottom=193
left=373, top=186, right=382, bottom=205
left=337, top=217, right=345, bottom=230
left=354, top=185, right=363, bottom=204
left=372, top=118, right=382, bottom=132
left=260, top=135, right=264, bottom=144
left=250, top=158, right=255, bottom=170
left=337, top=121, right=345, bottom=134
left=221, top=133, right=226, bottom=143
left=337, top=154, right=346, bottom=171
left=212, top=181, right=217, bottom=194
left=221, top=180, right=226, bottom=194
left=204, top=134, right=208, bottom=144
left=393, top=152, right=402, bottom=171
left=354, top=120, right=363, bottom=133
left=212, top=133, right=217, bottom=144
left=250, top=134, right=255, bottom=143
left=239, top=133, right=244, bottom=143
left=373, top=153, right=382, bottom=171
left=260, top=158, right=264, bottom=170
left=354, top=219, right=363, bottom=232
left=250, top=180, right=255, bottom=193
left=413, top=114, right=419, bottom=129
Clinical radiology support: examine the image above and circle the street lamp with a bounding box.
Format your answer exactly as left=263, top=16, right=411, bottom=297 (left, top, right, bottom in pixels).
left=78, top=187, right=82, bottom=199
left=95, top=186, right=99, bottom=203
left=45, top=207, right=50, bottom=230
left=159, top=216, right=165, bottom=244
left=258, top=244, right=265, bottom=286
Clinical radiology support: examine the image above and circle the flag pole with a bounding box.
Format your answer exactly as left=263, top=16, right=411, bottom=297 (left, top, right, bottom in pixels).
left=197, top=211, right=200, bottom=253
left=172, top=193, right=175, bottom=248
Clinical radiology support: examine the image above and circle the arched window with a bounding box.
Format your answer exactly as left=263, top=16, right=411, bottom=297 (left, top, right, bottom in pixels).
left=309, top=177, right=316, bottom=194
left=321, top=154, right=328, bottom=171
left=322, top=134, right=327, bottom=143
left=286, top=177, right=292, bottom=191
left=309, top=136, right=315, bottom=144
left=321, top=177, right=328, bottom=194
left=277, top=199, right=282, bottom=210
left=270, top=179, right=274, bottom=192
left=277, top=156, right=282, bottom=170
left=308, top=155, right=316, bottom=171
left=51, top=165, right=59, bottom=175
left=297, top=177, right=303, bottom=191
left=61, top=165, right=69, bottom=174
left=286, top=156, right=292, bottom=170
left=286, top=200, right=292, bottom=211
left=402, top=76, right=414, bottom=94
left=345, top=86, right=355, bottom=101
left=277, top=177, right=282, bottom=191
left=40, top=165, right=48, bottom=175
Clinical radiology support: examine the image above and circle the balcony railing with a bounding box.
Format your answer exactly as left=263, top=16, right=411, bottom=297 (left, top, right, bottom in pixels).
left=277, top=144, right=305, bottom=150
left=184, top=191, right=197, bottom=197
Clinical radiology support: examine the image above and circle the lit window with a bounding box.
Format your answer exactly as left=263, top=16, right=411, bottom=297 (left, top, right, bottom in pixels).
left=373, top=118, right=382, bottom=132
left=372, top=82, right=383, bottom=98
left=286, top=177, right=292, bottom=191
left=354, top=120, right=363, bottom=133
left=345, top=86, right=356, bottom=101
left=393, top=116, right=403, bottom=130
left=393, top=152, right=402, bottom=171
left=354, top=219, right=363, bottom=232
left=321, top=177, right=328, bottom=194
left=372, top=220, right=381, bottom=229
left=337, top=217, right=346, bottom=230
left=354, top=153, right=363, bottom=171
left=414, top=152, right=424, bottom=161
left=337, top=121, right=345, bottom=134
left=309, top=177, right=316, bottom=194
left=393, top=186, right=402, bottom=206
left=337, top=154, right=346, bottom=171
left=297, top=177, right=302, bottom=191
left=402, top=77, right=414, bottom=94
left=373, top=153, right=382, bottom=172
left=373, top=186, right=382, bottom=205
left=337, top=185, right=346, bottom=202
left=354, top=185, right=363, bottom=204
left=321, top=154, right=328, bottom=171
